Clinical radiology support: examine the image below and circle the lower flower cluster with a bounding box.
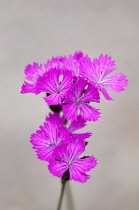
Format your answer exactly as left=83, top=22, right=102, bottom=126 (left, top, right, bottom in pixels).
left=30, top=113, right=97, bottom=183
left=21, top=51, right=128, bottom=183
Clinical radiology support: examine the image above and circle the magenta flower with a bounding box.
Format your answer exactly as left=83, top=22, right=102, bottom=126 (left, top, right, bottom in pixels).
left=30, top=120, right=71, bottom=161
left=73, top=51, right=84, bottom=61
left=62, top=77, right=101, bottom=121
left=44, top=55, right=66, bottom=70
left=21, top=63, right=45, bottom=94
left=80, top=54, right=128, bottom=100
left=68, top=116, right=92, bottom=140
left=71, top=132, right=92, bottom=142
left=21, top=56, right=67, bottom=95
left=68, top=116, right=87, bottom=132
left=48, top=139, right=97, bottom=183
left=46, top=113, right=65, bottom=126
left=63, top=51, right=84, bottom=77
left=36, top=68, right=73, bottom=105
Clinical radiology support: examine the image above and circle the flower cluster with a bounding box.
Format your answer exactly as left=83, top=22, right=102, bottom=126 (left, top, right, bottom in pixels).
left=21, top=51, right=128, bottom=183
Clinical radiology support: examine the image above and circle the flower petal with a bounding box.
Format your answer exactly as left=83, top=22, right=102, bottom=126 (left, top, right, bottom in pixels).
left=62, top=103, right=78, bottom=121
left=70, top=156, right=97, bottom=183
left=30, top=121, right=71, bottom=161
left=101, top=73, right=128, bottom=93
left=46, top=113, right=65, bottom=126
left=48, top=160, right=68, bottom=178
left=68, top=116, right=87, bottom=132
left=20, top=81, right=35, bottom=94
left=72, top=132, right=92, bottom=140
left=24, top=63, right=44, bottom=81
left=43, top=94, right=63, bottom=105
left=80, top=103, right=101, bottom=121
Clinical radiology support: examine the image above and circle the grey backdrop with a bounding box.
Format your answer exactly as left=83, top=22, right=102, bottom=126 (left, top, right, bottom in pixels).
left=0, top=1, right=139, bottom=210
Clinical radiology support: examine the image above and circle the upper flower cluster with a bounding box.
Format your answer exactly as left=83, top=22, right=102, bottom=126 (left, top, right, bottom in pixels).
left=21, top=51, right=128, bottom=122
left=21, top=51, right=128, bottom=183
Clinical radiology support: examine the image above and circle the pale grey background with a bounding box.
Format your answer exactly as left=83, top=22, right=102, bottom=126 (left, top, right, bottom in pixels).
left=0, top=0, right=139, bottom=210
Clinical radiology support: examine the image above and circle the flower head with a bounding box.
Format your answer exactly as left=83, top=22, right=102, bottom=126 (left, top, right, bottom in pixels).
left=48, top=139, right=97, bottom=183
left=36, top=68, right=73, bottom=105
left=63, top=51, right=84, bottom=77
left=30, top=120, right=71, bottom=161
left=80, top=54, right=128, bottom=100
left=62, top=77, right=101, bottom=121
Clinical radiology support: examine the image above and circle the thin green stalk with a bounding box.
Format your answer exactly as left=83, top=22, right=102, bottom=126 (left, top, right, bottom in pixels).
left=57, top=179, right=67, bottom=210
left=66, top=182, right=75, bottom=210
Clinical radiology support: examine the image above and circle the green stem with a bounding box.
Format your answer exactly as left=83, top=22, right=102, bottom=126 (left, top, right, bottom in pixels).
left=57, top=179, right=67, bottom=210
left=66, top=182, right=75, bottom=210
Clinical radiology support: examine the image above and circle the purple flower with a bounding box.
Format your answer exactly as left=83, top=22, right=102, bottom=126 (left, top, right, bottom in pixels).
left=30, top=120, right=71, bottom=161
left=21, top=63, right=45, bottom=94
left=63, top=51, right=84, bottom=77
left=46, top=113, right=65, bottom=126
left=73, top=51, right=84, bottom=61
left=80, top=54, right=128, bottom=100
left=68, top=116, right=87, bottom=132
left=62, top=77, right=101, bottom=121
left=68, top=116, right=92, bottom=140
left=44, top=56, right=66, bottom=70
left=48, top=139, right=97, bottom=183
left=36, top=68, right=73, bottom=105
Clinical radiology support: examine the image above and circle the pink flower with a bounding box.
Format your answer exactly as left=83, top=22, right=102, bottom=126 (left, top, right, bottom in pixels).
left=21, top=56, right=67, bottom=95
left=68, top=116, right=87, bottom=132
left=21, top=63, right=45, bottom=94
left=46, top=112, right=65, bottom=126
left=62, top=77, right=101, bottom=121
left=68, top=116, right=92, bottom=140
left=44, top=56, right=66, bottom=70
left=63, top=51, right=84, bottom=77
left=80, top=54, right=128, bottom=100
left=48, top=139, right=97, bottom=183
left=73, top=51, right=84, bottom=61
left=30, top=120, right=71, bottom=161
left=36, top=68, right=73, bottom=105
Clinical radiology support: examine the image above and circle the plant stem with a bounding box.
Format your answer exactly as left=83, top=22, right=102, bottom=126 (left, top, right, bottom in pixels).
left=66, top=182, right=75, bottom=210
left=57, top=179, right=67, bottom=210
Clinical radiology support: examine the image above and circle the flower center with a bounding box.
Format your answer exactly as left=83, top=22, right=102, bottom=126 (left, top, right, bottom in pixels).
left=54, top=86, right=61, bottom=94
